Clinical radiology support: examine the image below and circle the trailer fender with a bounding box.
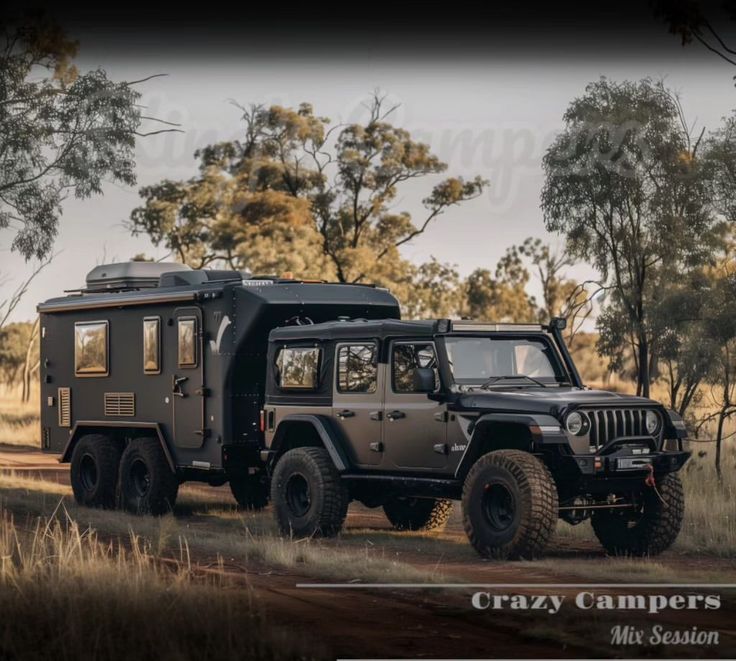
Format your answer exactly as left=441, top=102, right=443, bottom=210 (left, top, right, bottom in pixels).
left=269, top=415, right=350, bottom=472
left=60, top=421, right=176, bottom=473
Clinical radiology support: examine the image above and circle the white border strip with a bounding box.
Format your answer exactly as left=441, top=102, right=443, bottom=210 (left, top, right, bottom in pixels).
left=298, top=582, right=736, bottom=589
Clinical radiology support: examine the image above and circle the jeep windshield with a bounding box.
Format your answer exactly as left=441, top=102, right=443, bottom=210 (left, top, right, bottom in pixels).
left=443, top=336, right=569, bottom=388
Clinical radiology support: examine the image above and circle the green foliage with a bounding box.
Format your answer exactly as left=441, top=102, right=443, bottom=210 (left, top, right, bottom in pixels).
left=129, top=95, right=486, bottom=285
left=0, top=14, right=143, bottom=261
left=542, top=77, right=720, bottom=396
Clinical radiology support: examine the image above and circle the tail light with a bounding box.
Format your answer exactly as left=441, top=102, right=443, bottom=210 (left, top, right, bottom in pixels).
left=259, top=409, right=266, bottom=433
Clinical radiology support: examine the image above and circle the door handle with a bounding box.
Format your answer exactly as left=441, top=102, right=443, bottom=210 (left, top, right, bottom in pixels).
left=172, top=375, right=189, bottom=398
left=386, top=410, right=406, bottom=421
left=369, top=441, right=384, bottom=453
left=336, top=409, right=355, bottom=419
left=369, top=411, right=383, bottom=421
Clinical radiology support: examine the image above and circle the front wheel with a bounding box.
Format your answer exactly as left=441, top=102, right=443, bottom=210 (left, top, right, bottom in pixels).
left=383, top=497, right=453, bottom=531
left=592, top=473, right=684, bottom=556
left=462, top=449, right=558, bottom=560
left=271, top=447, right=348, bottom=538
left=118, top=438, right=179, bottom=515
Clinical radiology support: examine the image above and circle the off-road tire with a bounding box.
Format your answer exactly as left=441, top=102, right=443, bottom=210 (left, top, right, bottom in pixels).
left=591, top=473, right=684, bottom=556
left=462, top=449, right=558, bottom=560
left=271, top=447, right=348, bottom=538
left=229, top=474, right=270, bottom=511
left=383, top=497, right=453, bottom=531
left=118, top=437, right=179, bottom=515
left=70, top=434, right=122, bottom=509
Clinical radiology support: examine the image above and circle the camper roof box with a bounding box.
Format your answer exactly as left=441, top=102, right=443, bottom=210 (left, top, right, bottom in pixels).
left=85, top=262, right=192, bottom=292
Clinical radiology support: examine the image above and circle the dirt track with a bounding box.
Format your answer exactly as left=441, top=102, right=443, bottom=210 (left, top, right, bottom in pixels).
left=1, top=446, right=735, bottom=659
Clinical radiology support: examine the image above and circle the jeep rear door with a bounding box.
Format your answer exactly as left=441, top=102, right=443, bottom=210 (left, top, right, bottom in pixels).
left=382, top=340, right=448, bottom=470
left=331, top=342, right=384, bottom=467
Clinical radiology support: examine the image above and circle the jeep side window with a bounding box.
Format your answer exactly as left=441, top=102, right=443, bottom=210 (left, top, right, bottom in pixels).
left=392, top=342, right=439, bottom=393
left=337, top=344, right=377, bottom=393
left=276, top=346, right=321, bottom=390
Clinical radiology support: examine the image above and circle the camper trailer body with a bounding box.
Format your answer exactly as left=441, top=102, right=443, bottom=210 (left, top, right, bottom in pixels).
left=38, top=262, right=399, bottom=510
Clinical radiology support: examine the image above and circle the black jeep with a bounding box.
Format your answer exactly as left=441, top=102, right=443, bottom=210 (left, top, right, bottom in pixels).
left=262, top=318, right=690, bottom=559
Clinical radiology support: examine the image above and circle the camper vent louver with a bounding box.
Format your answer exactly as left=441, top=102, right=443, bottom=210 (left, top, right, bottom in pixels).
left=104, top=392, right=135, bottom=417
left=57, top=388, right=71, bottom=427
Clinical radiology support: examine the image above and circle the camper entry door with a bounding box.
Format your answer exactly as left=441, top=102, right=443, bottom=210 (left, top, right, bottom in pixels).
left=171, top=307, right=206, bottom=448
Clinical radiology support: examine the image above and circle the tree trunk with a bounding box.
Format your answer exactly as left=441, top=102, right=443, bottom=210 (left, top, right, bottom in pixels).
left=21, top=318, right=39, bottom=403
left=715, top=410, right=725, bottom=483
left=638, top=336, right=650, bottom=398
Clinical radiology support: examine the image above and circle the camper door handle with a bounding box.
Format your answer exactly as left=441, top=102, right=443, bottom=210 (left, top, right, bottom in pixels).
left=386, top=410, right=406, bottom=421
left=172, top=375, right=189, bottom=397
left=336, top=409, right=355, bottom=419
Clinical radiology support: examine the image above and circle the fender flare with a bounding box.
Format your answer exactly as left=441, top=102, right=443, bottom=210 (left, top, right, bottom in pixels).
left=270, top=414, right=350, bottom=472
left=60, top=420, right=176, bottom=473
left=455, top=411, right=566, bottom=480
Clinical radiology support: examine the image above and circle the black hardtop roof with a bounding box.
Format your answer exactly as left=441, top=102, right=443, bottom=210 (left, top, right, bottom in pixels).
left=269, top=318, right=554, bottom=343
left=269, top=319, right=439, bottom=343
left=38, top=276, right=400, bottom=314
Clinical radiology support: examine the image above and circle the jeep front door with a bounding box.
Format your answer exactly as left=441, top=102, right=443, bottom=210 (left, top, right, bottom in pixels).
left=382, top=341, right=448, bottom=470
left=331, top=342, right=384, bottom=467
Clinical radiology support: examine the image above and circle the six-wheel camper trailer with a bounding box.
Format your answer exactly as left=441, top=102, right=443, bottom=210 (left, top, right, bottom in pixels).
left=37, top=262, right=400, bottom=511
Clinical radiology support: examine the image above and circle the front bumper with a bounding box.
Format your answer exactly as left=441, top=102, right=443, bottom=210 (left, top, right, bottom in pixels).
left=566, top=435, right=690, bottom=477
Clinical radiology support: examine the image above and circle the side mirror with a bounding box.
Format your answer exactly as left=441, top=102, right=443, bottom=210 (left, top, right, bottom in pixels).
left=413, top=367, right=436, bottom=393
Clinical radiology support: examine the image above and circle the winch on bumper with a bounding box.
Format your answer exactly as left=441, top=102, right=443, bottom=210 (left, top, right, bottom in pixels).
left=566, top=437, right=690, bottom=476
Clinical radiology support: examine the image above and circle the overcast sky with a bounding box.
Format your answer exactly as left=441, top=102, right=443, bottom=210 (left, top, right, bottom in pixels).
left=3, top=12, right=736, bottom=322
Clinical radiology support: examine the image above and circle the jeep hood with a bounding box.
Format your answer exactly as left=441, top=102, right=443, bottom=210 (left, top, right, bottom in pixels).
left=452, top=387, right=658, bottom=416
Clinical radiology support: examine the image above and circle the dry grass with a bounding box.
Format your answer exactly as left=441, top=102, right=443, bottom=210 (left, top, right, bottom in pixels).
left=0, top=471, right=445, bottom=585
left=0, top=388, right=39, bottom=447
left=0, top=505, right=317, bottom=661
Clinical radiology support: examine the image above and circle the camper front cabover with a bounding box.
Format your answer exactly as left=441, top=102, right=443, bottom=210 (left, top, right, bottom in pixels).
left=38, top=262, right=400, bottom=514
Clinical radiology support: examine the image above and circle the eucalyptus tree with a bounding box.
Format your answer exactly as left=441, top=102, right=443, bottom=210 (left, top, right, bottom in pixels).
left=542, top=78, right=718, bottom=397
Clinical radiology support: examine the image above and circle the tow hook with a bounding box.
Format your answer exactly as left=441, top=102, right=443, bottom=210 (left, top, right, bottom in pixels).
left=644, top=463, right=656, bottom=488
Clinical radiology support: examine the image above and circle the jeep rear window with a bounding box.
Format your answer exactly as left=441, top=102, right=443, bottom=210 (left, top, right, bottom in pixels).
left=276, top=346, right=321, bottom=390
left=444, top=336, right=564, bottom=384
left=337, top=344, right=377, bottom=393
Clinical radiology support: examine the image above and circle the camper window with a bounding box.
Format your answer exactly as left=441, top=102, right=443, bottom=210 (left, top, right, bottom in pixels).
left=74, top=321, right=109, bottom=377
left=276, top=346, right=321, bottom=390
left=143, top=317, right=161, bottom=374
left=178, top=317, right=198, bottom=368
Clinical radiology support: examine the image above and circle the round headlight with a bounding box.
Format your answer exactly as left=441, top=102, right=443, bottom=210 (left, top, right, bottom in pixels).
left=645, top=410, right=660, bottom=435
left=566, top=411, right=586, bottom=436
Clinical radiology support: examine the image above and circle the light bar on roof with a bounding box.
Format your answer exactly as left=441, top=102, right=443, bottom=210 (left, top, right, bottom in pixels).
left=449, top=321, right=543, bottom=332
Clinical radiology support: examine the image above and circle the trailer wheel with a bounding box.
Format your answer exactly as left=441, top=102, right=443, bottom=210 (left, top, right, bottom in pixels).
left=70, top=434, right=121, bottom=509
left=118, top=437, right=179, bottom=515
left=462, top=449, right=558, bottom=560
left=271, top=447, right=348, bottom=538
left=592, top=473, right=684, bottom=556
left=229, top=474, right=270, bottom=511
left=383, top=497, right=453, bottom=531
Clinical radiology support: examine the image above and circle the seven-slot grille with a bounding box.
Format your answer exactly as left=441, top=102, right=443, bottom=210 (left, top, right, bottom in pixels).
left=584, top=408, right=651, bottom=450
left=104, top=392, right=135, bottom=417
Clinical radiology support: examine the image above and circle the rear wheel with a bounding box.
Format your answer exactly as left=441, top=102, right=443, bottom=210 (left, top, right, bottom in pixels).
left=70, top=434, right=121, bottom=509
left=271, top=447, right=348, bottom=538
left=118, top=437, right=179, bottom=515
left=462, top=449, right=558, bottom=560
left=592, top=473, right=684, bottom=556
left=229, top=473, right=270, bottom=511
left=383, top=497, right=453, bottom=531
